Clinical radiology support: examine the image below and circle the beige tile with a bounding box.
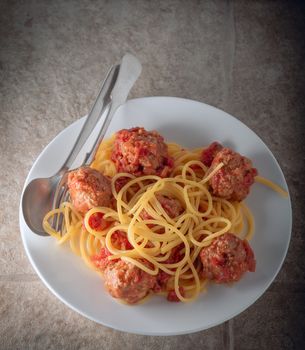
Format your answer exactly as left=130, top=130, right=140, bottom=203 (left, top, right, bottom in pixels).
left=0, top=281, right=225, bottom=350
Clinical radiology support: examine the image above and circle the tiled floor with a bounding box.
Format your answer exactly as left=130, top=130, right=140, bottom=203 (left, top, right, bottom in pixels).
left=1, top=1, right=304, bottom=349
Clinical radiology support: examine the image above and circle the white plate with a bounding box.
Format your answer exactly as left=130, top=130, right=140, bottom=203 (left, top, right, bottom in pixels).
left=19, top=97, right=292, bottom=335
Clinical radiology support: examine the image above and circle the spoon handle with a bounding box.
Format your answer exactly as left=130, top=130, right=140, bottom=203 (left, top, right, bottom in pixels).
left=60, top=64, right=120, bottom=173
left=83, top=53, right=142, bottom=165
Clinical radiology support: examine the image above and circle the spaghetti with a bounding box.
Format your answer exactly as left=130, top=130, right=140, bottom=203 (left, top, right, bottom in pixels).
left=43, top=130, right=286, bottom=304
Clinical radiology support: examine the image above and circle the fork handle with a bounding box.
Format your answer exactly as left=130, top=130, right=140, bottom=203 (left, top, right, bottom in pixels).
left=83, top=53, right=142, bottom=165
left=59, top=64, right=120, bottom=173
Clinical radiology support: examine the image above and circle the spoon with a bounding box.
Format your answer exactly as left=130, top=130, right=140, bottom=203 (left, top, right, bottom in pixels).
left=22, top=53, right=142, bottom=236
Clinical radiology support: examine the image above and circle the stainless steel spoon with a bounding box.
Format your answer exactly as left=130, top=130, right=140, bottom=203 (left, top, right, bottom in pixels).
left=22, top=53, right=142, bottom=236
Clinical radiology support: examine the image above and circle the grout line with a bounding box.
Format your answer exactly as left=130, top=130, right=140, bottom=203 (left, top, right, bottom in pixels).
left=0, top=274, right=39, bottom=282
left=222, top=0, right=236, bottom=109
left=222, top=321, right=233, bottom=350
left=229, top=319, right=234, bottom=350
left=223, top=319, right=234, bottom=350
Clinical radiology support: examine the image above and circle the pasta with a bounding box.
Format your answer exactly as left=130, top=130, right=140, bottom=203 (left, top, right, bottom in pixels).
left=43, top=129, right=287, bottom=304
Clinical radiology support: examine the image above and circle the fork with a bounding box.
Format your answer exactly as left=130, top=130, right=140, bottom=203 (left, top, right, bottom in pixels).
left=22, top=53, right=142, bottom=236
left=53, top=53, right=143, bottom=233
left=51, top=66, right=120, bottom=232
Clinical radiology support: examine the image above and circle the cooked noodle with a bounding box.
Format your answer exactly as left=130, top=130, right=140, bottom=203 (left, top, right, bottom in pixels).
left=43, top=137, right=285, bottom=302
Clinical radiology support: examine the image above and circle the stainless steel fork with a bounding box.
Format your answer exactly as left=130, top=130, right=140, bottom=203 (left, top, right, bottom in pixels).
left=22, top=53, right=142, bottom=236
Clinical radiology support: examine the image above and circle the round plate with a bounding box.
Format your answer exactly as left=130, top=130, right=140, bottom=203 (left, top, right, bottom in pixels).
left=19, top=97, right=292, bottom=335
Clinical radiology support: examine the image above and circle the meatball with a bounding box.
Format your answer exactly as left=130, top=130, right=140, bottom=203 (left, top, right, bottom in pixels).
left=141, top=194, right=183, bottom=220
left=156, top=194, right=183, bottom=218
left=92, top=231, right=132, bottom=272
left=209, top=147, right=258, bottom=201
left=91, top=247, right=115, bottom=272
left=201, top=141, right=223, bottom=167
left=103, top=260, right=156, bottom=304
left=200, top=233, right=256, bottom=283
left=67, top=166, right=113, bottom=214
left=111, top=127, right=173, bottom=177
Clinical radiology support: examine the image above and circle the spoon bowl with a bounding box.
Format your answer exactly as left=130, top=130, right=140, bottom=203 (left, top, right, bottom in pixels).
left=22, top=175, right=61, bottom=236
